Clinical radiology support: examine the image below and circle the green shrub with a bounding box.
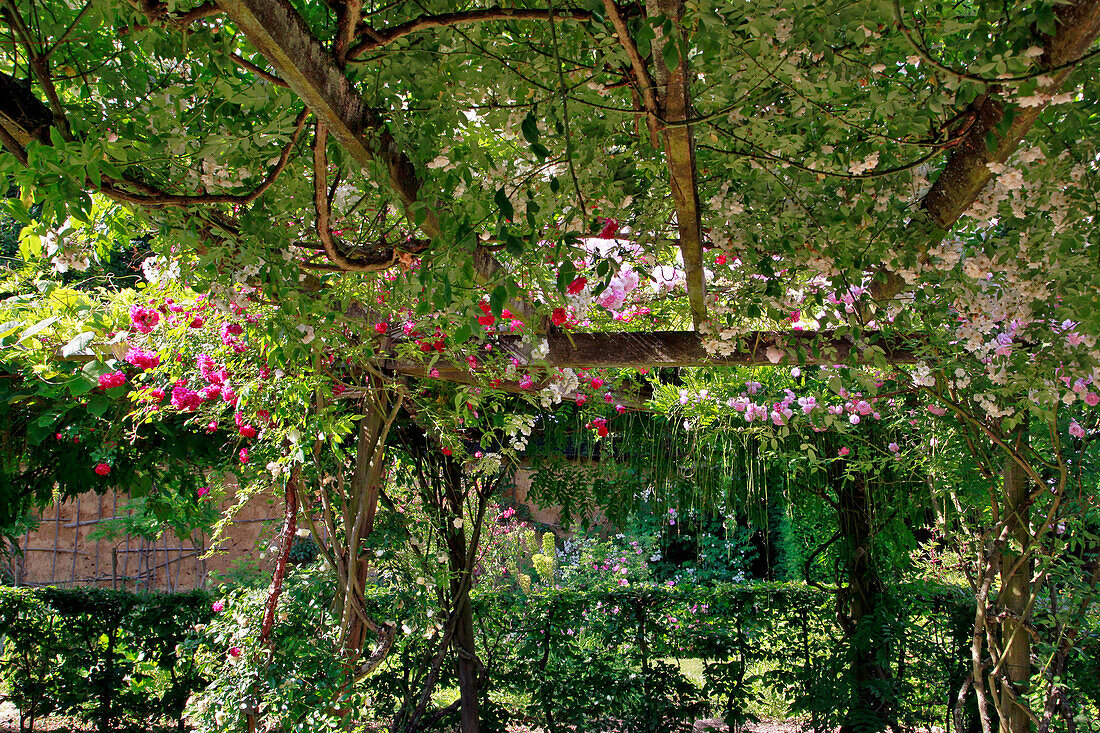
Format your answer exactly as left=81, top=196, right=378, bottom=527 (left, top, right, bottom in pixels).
left=22, top=577, right=1081, bottom=733
left=184, top=564, right=390, bottom=733
left=0, top=586, right=213, bottom=731
left=473, top=581, right=976, bottom=732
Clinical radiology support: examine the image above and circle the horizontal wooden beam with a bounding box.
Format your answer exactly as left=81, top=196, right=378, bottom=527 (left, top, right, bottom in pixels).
left=386, top=330, right=917, bottom=375
left=383, top=361, right=650, bottom=409
left=523, top=330, right=917, bottom=368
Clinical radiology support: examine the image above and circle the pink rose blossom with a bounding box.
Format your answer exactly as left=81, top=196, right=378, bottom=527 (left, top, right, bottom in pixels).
left=124, top=347, right=160, bottom=370
left=129, top=305, right=160, bottom=334
left=171, top=385, right=202, bottom=411
left=98, top=371, right=126, bottom=389
left=198, top=385, right=222, bottom=402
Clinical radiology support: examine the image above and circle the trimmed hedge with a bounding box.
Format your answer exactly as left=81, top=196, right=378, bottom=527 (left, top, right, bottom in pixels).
left=469, top=581, right=976, bottom=732
left=0, top=587, right=213, bottom=731
left=14, top=581, right=1096, bottom=733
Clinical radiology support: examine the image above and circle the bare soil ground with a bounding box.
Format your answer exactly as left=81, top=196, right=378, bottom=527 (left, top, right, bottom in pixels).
left=0, top=702, right=178, bottom=733
left=692, top=719, right=800, bottom=733
left=0, top=701, right=803, bottom=733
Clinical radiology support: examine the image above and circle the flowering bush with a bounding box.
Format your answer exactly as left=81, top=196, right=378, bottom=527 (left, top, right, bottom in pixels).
left=186, top=568, right=358, bottom=733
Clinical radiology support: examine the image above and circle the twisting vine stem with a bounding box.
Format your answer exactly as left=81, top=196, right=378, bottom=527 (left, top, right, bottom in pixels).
left=547, top=0, right=588, bottom=225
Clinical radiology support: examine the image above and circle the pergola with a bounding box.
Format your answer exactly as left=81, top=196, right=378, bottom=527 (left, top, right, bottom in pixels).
left=3, top=0, right=1098, bottom=372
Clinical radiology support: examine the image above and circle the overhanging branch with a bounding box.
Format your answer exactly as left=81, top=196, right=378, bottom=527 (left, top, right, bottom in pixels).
left=347, top=7, right=594, bottom=60
left=219, top=0, right=538, bottom=321
left=876, top=0, right=1100, bottom=302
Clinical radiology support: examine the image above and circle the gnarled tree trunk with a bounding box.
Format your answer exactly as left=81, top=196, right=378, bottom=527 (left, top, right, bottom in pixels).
left=833, top=466, right=896, bottom=733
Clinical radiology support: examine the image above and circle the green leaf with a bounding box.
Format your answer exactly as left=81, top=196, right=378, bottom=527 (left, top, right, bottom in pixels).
left=67, top=375, right=97, bottom=397
left=61, top=332, right=95, bottom=357
left=521, top=113, right=540, bottom=144
left=87, top=395, right=111, bottom=417
left=662, top=38, right=681, bottom=68
left=18, top=229, right=42, bottom=262
left=556, top=260, right=576, bottom=294
left=27, top=420, right=56, bottom=446
left=81, top=360, right=112, bottom=378
left=17, top=316, right=60, bottom=343
left=635, top=22, right=655, bottom=58
left=490, top=285, right=508, bottom=318
left=0, top=197, right=33, bottom=225
left=505, top=233, right=525, bottom=256
left=452, top=323, right=472, bottom=344
left=494, top=187, right=513, bottom=221
left=0, top=320, right=22, bottom=339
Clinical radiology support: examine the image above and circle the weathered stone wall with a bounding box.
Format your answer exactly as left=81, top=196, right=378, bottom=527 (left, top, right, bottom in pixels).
left=505, top=462, right=607, bottom=533
left=13, top=483, right=279, bottom=591
left=12, top=461, right=602, bottom=589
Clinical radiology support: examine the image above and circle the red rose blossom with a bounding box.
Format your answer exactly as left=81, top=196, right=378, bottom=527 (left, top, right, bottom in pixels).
left=566, top=276, right=588, bottom=295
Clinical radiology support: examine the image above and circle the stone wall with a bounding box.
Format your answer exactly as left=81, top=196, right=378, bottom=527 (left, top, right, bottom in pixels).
left=505, top=462, right=607, bottom=533
left=12, top=485, right=279, bottom=591
left=12, top=460, right=603, bottom=589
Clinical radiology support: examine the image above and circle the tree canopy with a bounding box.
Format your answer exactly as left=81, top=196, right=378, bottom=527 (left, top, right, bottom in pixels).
left=2, top=3, right=1100, bottom=730
left=1, top=0, right=1098, bottom=390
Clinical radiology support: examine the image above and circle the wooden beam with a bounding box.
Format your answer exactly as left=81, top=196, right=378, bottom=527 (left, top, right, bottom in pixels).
left=651, top=0, right=708, bottom=330
left=384, top=361, right=650, bottom=408
left=387, top=330, right=916, bottom=372
left=529, top=330, right=916, bottom=368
